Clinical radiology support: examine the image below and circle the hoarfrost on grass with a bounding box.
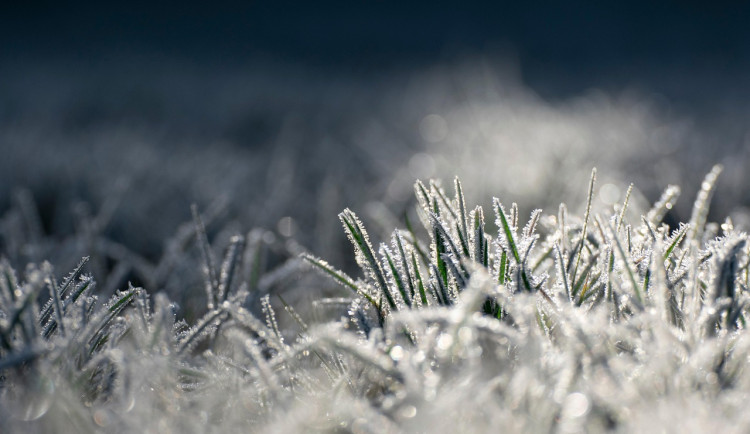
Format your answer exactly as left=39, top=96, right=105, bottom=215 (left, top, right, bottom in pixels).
left=3, top=165, right=750, bottom=432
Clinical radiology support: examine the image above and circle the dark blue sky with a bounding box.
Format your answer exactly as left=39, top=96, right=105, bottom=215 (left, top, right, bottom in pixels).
left=2, top=1, right=749, bottom=69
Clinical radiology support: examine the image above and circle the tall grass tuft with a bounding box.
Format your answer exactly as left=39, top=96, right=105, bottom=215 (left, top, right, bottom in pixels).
left=3, top=167, right=750, bottom=433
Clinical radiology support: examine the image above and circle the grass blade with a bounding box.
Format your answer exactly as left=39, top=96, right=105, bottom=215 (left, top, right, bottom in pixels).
left=455, top=177, right=470, bottom=256
left=381, top=244, right=411, bottom=307
left=411, top=251, right=428, bottom=306
left=647, top=184, right=681, bottom=225
left=340, top=209, right=396, bottom=311
left=689, top=164, right=723, bottom=245
left=494, top=199, right=531, bottom=291
left=608, top=219, right=643, bottom=307
left=664, top=223, right=689, bottom=262
left=615, top=183, right=633, bottom=233
left=555, top=244, right=571, bottom=301
left=301, top=254, right=379, bottom=310
left=217, top=235, right=245, bottom=303
left=45, top=263, right=66, bottom=337
left=192, top=204, right=219, bottom=309
left=573, top=168, right=596, bottom=283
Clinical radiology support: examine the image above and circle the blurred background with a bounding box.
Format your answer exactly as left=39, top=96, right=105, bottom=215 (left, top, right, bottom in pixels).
left=2, top=0, right=750, bottom=307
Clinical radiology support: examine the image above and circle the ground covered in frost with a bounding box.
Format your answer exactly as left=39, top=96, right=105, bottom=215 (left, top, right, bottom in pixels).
left=2, top=60, right=750, bottom=433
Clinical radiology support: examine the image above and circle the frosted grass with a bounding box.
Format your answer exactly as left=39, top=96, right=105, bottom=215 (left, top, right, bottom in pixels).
left=3, top=168, right=732, bottom=432
left=3, top=58, right=750, bottom=429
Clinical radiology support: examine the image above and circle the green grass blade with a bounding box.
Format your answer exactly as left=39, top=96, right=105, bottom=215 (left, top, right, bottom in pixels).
left=339, top=209, right=396, bottom=311
left=558, top=203, right=568, bottom=252
left=455, top=177, right=470, bottom=256
left=688, top=164, right=723, bottom=245
left=404, top=212, right=429, bottom=265
left=301, top=253, right=379, bottom=310
left=414, top=180, right=432, bottom=215
left=608, top=220, right=643, bottom=307
left=647, top=184, right=681, bottom=225
left=615, top=183, right=633, bottom=233
left=394, top=232, right=416, bottom=301
left=381, top=244, right=411, bottom=307
left=494, top=199, right=531, bottom=291
left=455, top=221, right=470, bottom=257
left=431, top=180, right=459, bottom=222
left=430, top=263, right=452, bottom=305
left=494, top=200, right=521, bottom=264
left=641, top=216, right=658, bottom=242
left=411, top=251, right=428, bottom=306
left=573, top=168, right=596, bottom=283
left=442, top=253, right=467, bottom=289
left=498, top=250, right=508, bottom=284
left=555, top=243, right=571, bottom=301
left=430, top=199, right=449, bottom=289
left=571, top=252, right=598, bottom=299
left=472, top=206, right=485, bottom=264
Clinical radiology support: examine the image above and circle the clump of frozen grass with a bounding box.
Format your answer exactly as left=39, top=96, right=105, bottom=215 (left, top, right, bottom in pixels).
left=303, top=165, right=750, bottom=432
left=4, top=165, right=750, bottom=432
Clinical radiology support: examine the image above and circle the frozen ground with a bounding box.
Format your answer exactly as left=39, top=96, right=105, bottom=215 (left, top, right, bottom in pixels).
left=2, top=57, right=750, bottom=432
